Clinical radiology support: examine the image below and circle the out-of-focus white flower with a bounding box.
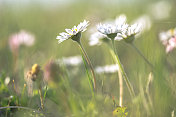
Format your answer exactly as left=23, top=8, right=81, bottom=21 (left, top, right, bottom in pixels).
left=149, top=1, right=171, bottom=20
left=4, top=77, right=10, bottom=85
left=56, top=55, right=82, bottom=66
left=97, top=14, right=128, bottom=40
left=9, top=30, right=35, bottom=52
left=9, top=96, right=14, bottom=99
left=132, top=15, right=152, bottom=32
left=96, top=14, right=142, bottom=43
left=159, top=28, right=176, bottom=53
left=97, top=23, right=117, bottom=35
left=18, top=30, right=35, bottom=46
left=56, top=20, right=89, bottom=43
left=95, top=64, right=119, bottom=74
left=127, top=23, right=142, bottom=36
left=89, top=32, right=109, bottom=46
left=115, top=14, right=128, bottom=33
left=120, top=23, right=142, bottom=43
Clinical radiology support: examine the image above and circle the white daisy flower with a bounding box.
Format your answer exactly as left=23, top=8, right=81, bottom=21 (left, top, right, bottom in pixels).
left=97, top=14, right=129, bottom=40
left=56, top=20, right=89, bottom=43
left=95, top=64, right=119, bottom=74
left=115, top=14, right=129, bottom=40
left=115, top=14, right=128, bottom=33
left=56, top=55, right=82, bottom=66
left=89, top=32, right=109, bottom=46
left=121, top=23, right=142, bottom=43
left=132, top=15, right=152, bottom=32
left=97, top=23, right=117, bottom=35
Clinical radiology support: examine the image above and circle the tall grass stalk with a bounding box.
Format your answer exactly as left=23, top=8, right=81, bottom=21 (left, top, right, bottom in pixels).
left=78, top=42, right=96, bottom=91
left=111, top=39, right=135, bottom=97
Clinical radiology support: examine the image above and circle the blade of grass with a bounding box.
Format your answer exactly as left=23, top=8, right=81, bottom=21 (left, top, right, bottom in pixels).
left=80, top=53, right=95, bottom=97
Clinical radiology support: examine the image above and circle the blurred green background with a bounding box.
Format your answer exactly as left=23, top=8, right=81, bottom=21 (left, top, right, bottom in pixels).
left=0, top=0, right=176, bottom=117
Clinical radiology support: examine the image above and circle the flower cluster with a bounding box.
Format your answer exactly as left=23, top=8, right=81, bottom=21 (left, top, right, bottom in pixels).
left=89, top=14, right=142, bottom=46
left=159, top=28, right=176, bottom=53
left=97, top=15, right=129, bottom=40
left=9, top=30, right=35, bottom=52
left=56, top=20, right=89, bottom=43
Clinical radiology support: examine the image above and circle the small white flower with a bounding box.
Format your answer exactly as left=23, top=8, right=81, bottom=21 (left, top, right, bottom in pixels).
left=127, top=23, right=142, bottom=36
left=97, top=23, right=117, bottom=35
left=4, top=77, right=10, bottom=85
left=56, top=55, right=82, bottom=66
left=115, top=14, right=129, bottom=40
left=97, top=14, right=128, bottom=40
left=95, top=64, right=119, bottom=74
left=9, top=96, right=14, bottom=99
left=120, top=23, right=142, bottom=43
left=56, top=20, right=89, bottom=43
left=89, top=32, right=108, bottom=46
left=115, top=14, right=129, bottom=33
left=132, top=15, right=152, bottom=32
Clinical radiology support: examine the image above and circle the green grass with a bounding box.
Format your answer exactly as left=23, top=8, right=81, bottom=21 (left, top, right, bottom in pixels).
left=0, top=0, right=176, bottom=117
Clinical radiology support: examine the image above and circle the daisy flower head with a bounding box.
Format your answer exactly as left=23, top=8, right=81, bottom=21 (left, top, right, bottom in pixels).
left=97, top=14, right=129, bottom=40
left=115, top=14, right=129, bottom=40
left=115, top=14, right=128, bottom=32
left=56, top=20, right=89, bottom=44
left=133, top=15, right=152, bottom=32
left=97, top=23, right=119, bottom=39
left=121, top=23, right=142, bottom=43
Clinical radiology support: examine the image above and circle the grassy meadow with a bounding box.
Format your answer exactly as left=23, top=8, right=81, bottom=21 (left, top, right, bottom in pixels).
left=0, top=0, right=176, bottom=116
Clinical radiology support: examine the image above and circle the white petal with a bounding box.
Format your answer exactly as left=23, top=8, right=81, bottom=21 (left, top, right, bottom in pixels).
left=65, top=29, right=73, bottom=35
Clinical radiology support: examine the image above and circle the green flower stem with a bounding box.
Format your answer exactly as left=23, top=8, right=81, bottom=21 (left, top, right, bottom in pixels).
left=109, top=47, right=123, bottom=106
left=131, top=43, right=154, bottom=69
left=111, top=39, right=135, bottom=97
left=78, top=42, right=97, bottom=91
left=118, top=69, right=123, bottom=106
